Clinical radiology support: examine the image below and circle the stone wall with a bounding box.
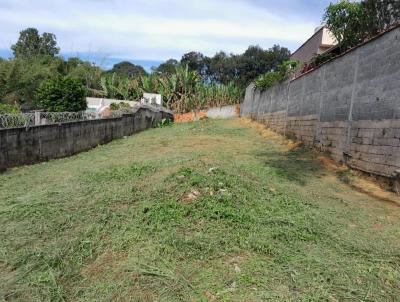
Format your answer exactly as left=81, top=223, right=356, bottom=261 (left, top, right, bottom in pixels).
left=206, top=105, right=240, bottom=119
left=241, top=26, right=400, bottom=179
left=0, top=106, right=173, bottom=171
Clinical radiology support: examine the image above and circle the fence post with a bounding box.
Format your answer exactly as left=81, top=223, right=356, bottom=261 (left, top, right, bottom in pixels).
left=34, top=111, right=41, bottom=126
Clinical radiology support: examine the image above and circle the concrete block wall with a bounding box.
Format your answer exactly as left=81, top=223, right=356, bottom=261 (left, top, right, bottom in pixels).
left=206, top=105, right=239, bottom=119
left=262, top=111, right=287, bottom=133
left=286, top=115, right=319, bottom=148
left=0, top=106, right=173, bottom=171
left=241, top=26, right=400, bottom=178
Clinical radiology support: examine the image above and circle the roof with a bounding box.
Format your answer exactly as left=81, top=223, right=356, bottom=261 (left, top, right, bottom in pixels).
left=291, top=26, right=325, bottom=58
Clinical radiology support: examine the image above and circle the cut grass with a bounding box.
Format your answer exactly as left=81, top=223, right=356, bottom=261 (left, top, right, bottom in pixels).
left=0, top=119, right=399, bottom=302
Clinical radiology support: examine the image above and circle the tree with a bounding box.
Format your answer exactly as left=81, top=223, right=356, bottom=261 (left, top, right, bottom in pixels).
left=362, top=0, right=400, bottom=33
left=65, top=58, right=103, bottom=91
left=324, top=0, right=400, bottom=52
left=11, top=28, right=60, bottom=59
left=0, top=57, right=63, bottom=109
left=180, top=52, right=208, bottom=76
left=206, top=51, right=236, bottom=85
left=324, top=1, right=367, bottom=51
left=155, top=59, right=179, bottom=75
left=109, top=61, right=146, bottom=78
left=205, top=45, right=290, bottom=88
left=236, top=45, right=291, bottom=87
left=36, top=76, right=87, bottom=112
left=39, top=32, right=59, bottom=57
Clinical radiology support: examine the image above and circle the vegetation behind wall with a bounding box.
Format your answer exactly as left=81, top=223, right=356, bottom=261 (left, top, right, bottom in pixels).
left=0, top=28, right=290, bottom=114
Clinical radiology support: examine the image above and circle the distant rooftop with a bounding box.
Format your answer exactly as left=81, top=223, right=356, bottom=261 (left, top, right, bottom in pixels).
left=291, top=25, right=337, bottom=62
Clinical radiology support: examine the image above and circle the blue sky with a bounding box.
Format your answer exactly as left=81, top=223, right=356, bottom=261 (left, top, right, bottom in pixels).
left=0, top=0, right=332, bottom=70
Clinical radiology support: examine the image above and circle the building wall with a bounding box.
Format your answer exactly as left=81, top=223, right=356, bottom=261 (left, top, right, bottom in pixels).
left=291, top=27, right=337, bottom=62
left=206, top=105, right=239, bottom=119
left=0, top=107, right=173, bottom=171
left=86, top=97, right=139, bottom=111
left=291, top=29, right=323, bottom=62
left=321, top=27, right=337, bottom=49
left=242, top=26, right=400, bottom=178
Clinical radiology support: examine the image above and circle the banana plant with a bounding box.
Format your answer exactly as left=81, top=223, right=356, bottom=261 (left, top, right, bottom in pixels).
left=96, top=64, right=242, bottom=113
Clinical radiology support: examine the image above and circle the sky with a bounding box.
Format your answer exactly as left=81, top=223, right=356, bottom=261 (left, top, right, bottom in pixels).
left=0, top=0, right=332, bottom=70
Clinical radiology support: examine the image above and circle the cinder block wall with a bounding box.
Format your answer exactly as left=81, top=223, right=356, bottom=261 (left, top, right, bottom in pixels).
left=241, top=26, right=400, bottom=178
left=0, top=106, right=173, bottom=171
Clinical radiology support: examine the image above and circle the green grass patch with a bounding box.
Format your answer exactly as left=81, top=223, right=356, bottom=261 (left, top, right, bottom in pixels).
left=0, top=119, right=399, bottom=301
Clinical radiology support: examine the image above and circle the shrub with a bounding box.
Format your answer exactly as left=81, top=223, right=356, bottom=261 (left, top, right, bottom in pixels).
left=254, top=60, right=301, bottom=90
left=109, top=102, right=119, bottom=110
left=109, top=102, right=132, bottom=111
left=156, top=118, right=173, bottom=128
left=254, top=72, right=282, bottom=90
left=36, top=76, right=87, bottom=112
left=0, top=103, right=20, bottom=114
left=278, top=60, right=301, bottom=77
left=312, top=52, right=337, bottom=67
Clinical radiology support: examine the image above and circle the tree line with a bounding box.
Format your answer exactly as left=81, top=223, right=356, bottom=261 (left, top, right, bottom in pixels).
left=154, top=45, right=290, bottom=88
left=2, top=0, right=397, bottom=113
left=0, top=27, right=290, bottom=113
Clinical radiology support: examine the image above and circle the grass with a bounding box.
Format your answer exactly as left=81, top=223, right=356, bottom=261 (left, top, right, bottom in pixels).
left=0, top=118, right=399, bottom=302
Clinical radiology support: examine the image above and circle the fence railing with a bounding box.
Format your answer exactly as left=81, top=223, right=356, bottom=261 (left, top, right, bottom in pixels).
left=0, top=110, right=130, bottom=129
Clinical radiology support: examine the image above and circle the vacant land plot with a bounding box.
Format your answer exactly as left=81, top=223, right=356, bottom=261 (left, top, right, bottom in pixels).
left=1, top=119, right=399, bottom=301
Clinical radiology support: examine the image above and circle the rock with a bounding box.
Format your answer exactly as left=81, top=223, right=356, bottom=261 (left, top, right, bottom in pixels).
left=186, top=189, right=201, bottom=201
left=234, top=264, right=241, bottom=273
left=208, top=167, right=219, bottom=173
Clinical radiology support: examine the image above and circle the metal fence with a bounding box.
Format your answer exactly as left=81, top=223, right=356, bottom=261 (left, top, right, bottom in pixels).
left=0, top=110, right=130, bottom=129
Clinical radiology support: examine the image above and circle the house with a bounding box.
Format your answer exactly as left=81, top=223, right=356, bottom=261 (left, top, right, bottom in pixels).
left=291, top=25, right=337, bottom=62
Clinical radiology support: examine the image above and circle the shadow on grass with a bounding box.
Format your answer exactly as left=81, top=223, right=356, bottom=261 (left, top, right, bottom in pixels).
left=255, top=147, right=327, bottom=186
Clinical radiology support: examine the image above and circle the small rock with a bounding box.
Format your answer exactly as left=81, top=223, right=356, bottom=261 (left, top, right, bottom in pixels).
left=234, top=264, right=241, bottom=273
left=186, top=190, right=201, bottom=201
left=209, top=167, right=219, bottom=173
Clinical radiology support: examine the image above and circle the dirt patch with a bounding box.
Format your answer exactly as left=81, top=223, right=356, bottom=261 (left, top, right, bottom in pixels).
left=314, top=155, right=400, bottom=205
left=226, top=252, right=251, bottom=267
left=234, top=104, right=241, bottom=117
left=347, top=176, right=400, bottom=206
left=181, top=189, right=201, bottom=203
left=238, top=118, right=301, bottom=151
left=315, top=155, right=348, bottom=172
left=81, top=251, right=127, bottom=281
left=174, top=111, right=207, bottom=123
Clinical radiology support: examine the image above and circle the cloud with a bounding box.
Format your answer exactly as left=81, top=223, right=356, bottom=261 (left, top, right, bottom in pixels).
left=0, top=0, right=330, bottom=61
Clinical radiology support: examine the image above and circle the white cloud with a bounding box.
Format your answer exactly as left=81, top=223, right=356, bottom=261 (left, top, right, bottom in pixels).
left=0, top=0, right=320, bottom=60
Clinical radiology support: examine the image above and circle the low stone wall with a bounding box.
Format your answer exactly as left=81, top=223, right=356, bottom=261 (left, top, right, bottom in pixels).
left=206, top=105, right=240, bottom=119
left=174, top=104, right=240, bottom=122
left=241, top=26, right=400, bottom=182
left=0, top=106, right=173, bottom=171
